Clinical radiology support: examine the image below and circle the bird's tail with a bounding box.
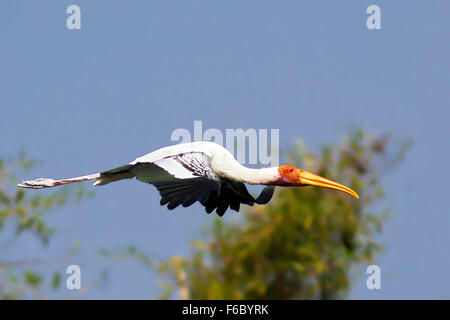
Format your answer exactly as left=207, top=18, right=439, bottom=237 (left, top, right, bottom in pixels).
left=17, top=173, right=101, bottom=189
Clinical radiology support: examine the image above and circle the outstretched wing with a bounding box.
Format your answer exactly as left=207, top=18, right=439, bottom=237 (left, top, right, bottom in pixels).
left=101, top=152, right=274, bottom=216
left=129, top=153, right=222, bottom=212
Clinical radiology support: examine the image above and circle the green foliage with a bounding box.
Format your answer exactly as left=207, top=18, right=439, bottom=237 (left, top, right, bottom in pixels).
left=51, top=272, right=62, bottom=290
left=23, top=270, right=43, bottom=288
left=0, top=153, right=91, bottom=299
left=0, top=153, right=91, bottom=244
left=157, top=130, right=411, bottom=299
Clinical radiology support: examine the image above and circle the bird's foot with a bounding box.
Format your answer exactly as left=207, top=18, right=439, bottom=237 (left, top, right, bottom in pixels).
left=17, top=178, right=57, bottom=189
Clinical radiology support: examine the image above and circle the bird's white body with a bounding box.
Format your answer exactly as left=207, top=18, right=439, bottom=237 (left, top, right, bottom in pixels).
left=131, top=141, right=280, bottom=185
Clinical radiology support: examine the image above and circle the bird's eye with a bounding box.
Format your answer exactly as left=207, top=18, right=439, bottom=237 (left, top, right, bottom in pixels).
left=289, top=168, right=293, bottom=172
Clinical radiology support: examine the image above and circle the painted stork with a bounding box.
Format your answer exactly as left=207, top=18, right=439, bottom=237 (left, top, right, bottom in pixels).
left=17, top=141, right=358, bottom=216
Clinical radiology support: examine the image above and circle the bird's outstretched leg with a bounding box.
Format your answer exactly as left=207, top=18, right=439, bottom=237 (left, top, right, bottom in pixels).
left=17, top=174, right=100, bottom=189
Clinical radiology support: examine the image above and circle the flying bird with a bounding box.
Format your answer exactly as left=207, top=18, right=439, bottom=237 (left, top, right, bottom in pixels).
left=17, top=141, right=359, bottom=216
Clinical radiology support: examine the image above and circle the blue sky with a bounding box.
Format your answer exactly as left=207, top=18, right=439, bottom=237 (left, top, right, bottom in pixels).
left=1, top=1, right=449, bottom=299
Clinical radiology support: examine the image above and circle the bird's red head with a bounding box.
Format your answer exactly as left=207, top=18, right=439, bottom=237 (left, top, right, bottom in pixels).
left=277, top=165, right=359, bottom=198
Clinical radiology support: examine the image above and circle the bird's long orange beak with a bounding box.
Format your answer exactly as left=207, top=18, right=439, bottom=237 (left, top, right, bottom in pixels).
left=298, top=169, right=359, bottom=199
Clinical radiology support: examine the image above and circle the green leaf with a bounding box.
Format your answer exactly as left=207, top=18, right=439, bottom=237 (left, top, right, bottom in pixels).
left=51, top=272, right=61, bottom=289
left=23, top=270, right=43, bottom=288
left=7, top=267, right=18, bottom=285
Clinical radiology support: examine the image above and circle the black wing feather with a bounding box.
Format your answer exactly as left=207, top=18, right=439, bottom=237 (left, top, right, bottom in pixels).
left=128, top=155, right=275, bottom=216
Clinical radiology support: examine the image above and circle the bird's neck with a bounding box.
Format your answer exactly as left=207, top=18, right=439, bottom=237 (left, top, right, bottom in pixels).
left=211, top=155, right=281, bottom=185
